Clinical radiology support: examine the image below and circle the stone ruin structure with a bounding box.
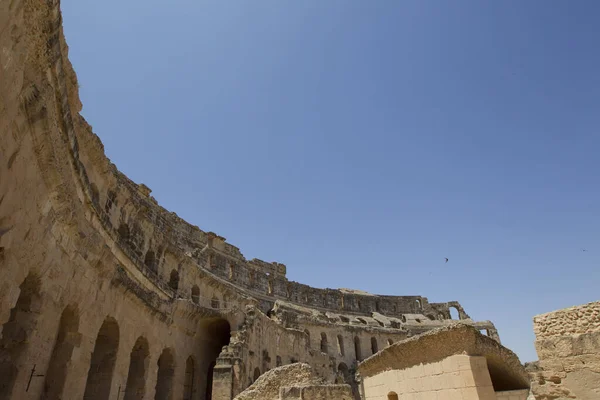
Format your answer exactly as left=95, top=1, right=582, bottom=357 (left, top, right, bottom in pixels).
left=358, top=324, right=530, bottom=400
left=527, top=301, right=600, bottom=400
left=0, top=1, right=503, bottom=399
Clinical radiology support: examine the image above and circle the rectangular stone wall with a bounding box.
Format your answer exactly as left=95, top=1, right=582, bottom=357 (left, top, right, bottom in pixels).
left=530, top=301, right=600, bottom=400
left=362, top=355, right=496, bottom=400
left=533, top=301, right=600, bottom=340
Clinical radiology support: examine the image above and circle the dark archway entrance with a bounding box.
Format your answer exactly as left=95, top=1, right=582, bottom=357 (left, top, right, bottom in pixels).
left=43, top=305, right=80, bottom=400
left=200, top=318, right=231, bottom=400
left=83, top=317, right=120, bottom=400
left=0, top=274, right=41, bottom=399
left=124, top=336, right=150, bottom=400
left=184, top=356, right=195, bottom=400
left=205, top=361, right=216, bottom=400
left=155, top=348, right=175, bottom=400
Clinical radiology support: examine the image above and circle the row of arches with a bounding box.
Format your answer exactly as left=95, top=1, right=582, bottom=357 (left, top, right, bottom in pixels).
left=309, top=331, right=395, bottom=362
left=0, top=274, right=230, bottom=400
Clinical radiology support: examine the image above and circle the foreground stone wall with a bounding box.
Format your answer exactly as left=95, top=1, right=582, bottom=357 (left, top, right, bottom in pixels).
left=363, top=355, right=499, bottom=400
left=529, top=301, right=600, bottom=400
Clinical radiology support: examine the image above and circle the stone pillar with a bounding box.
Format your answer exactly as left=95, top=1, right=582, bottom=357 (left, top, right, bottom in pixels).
left=144, top=353, right=159, bottom=400
left=109, top=334, right=135, bottom=400
left=63, top=328, right=96, bottom=400
left=211, top=359, right=234, bottom=400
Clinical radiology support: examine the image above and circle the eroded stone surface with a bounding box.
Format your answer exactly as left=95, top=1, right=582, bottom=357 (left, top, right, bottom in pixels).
left=529, top=302, right=600, bottom=400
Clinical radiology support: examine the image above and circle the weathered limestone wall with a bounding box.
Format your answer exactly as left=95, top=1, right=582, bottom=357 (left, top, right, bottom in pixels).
left=529, top=301, right=600, bottom=400
left=362, top=355, right=497, bottom=400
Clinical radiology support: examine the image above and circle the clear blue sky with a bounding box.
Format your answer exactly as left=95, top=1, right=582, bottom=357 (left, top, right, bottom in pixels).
left=61, top=0, right=600, bottom=362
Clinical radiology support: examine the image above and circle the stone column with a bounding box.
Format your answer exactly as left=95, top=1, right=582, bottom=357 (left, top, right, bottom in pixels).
left=211, top=359, right=235, bottom=400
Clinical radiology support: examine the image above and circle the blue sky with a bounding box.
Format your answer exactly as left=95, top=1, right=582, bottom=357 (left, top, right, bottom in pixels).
left=61, top=0, right=600, bottom=362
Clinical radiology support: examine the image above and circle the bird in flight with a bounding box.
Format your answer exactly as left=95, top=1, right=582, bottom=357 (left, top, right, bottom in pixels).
left=581, top=248, right=588, bottom=252
left=444, top=258, right=449, bottom=263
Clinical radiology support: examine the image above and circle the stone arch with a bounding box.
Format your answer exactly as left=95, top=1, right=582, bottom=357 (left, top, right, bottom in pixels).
left=354, top=336, right=362, bottom=361
left=118, top=223, right=130, bottom=242
left=144, top=250, right=157, bottom=272
left=304, top=329, right=310, bottom=347
left=320, top=332, right=328, bottom=354
left=337, top=335, right=345, bottom=356
left=253, top=367, right=261, bottom=382
left=200, top=318, right=231, bottom=400
left=183, top=356, right=195, bottom=400
left=124, top=336, right=150, bottom=400
left=43, top=305, right=80, bottom=400
left=206, top=361, right=216, bottom=400
left=211, top=296, right=219, bottom=309
left=449, top=306, right=460, bottom=320
left=83, top=317, right=120, bottom=400
left=168, top=270, right=179, bottom=291
left=191, top=285, right=200, bottom=304
left=388, top=392, right=399, bottom=400
left=0, top=274, right=42, bottom=399
left=155, top=348, right=176, bottom=400
left=336, top=362, right=349, bottom=384
left=371, top=337, right=378, bottom=354
left=415, top=299, right=421, bottom=309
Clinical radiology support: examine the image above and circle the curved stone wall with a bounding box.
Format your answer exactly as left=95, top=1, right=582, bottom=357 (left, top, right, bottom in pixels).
left=0, top=1, right=498, bottom=399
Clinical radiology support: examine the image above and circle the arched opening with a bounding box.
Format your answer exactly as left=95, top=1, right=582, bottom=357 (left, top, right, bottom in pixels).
left=253, top=367, right=261, bottom=382
left=83, top=317, right=120, bottom=400
left=356, top=317, right=367, bottom=325
left=304, top=329, right=311, bottom=347
left=124, top=336, right=150, bottom=400
left=183, top=356, right=195, bottom=400
left=155, top=348, right=175, bottom=400
left=415, top=299, right=421, bottom=309
left=118, top=223, right=130, bottom=242
left=43, top=305, right=80, bottom=400
left=168, top=270, right=179, bottom=292
left=276, top=356, right=282, bottom=367
left=388, top=392, right=399, bottom=400
left=337, top=335, right=345, bottom=356
left=210, top=296, right=219, bottom=309
left=191, top=285, right=200, bottom=304
left=449, top=306, right=460, bottom=320
left=320, top=332, right=328, bottom=354
left=0, top=274, right=41, bottom=399
left=371, top=337, right=378, bottom=354
left=144, top=250, right=157, bottom=272
left=206, top=361, right=216, bottom=400
left=479, top=328, right=489, bottom=336
left=386, top=338, right=393, bottom=347
left=200, top=319, right=231, bottom=400
left=336, top=363, right=349, bottom=384
left=427, top=314, right=435, bottom=320
left=354, top=337, right=362, bottom=361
